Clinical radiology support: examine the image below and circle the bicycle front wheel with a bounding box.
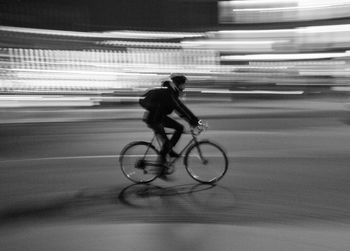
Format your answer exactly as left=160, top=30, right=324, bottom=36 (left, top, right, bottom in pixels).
left=185, top=141, right=228, bottom=184
left=119, top=141, right=160, bottom=184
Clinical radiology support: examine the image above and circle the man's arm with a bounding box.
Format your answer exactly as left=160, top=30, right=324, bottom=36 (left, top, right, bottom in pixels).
left=171, top=95, right=199, bottom=127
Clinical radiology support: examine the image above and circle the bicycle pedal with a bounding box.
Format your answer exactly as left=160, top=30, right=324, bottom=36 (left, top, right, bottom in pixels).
left=163, top=165, right=175, bottom=175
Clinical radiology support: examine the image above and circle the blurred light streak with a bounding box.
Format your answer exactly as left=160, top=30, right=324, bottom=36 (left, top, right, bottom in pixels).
left=219, top=0, right=297, bottom=9
left=222, top=0, right=297, bottom=4
left=181, top=40, right=288, bottom=52
left=212, top=24, right=350, bottom=49
left=0, top=26, right=204, bottom=39
left=276, top=83, right=345, bottom=86
left=97, top=41, right=181, bottom=48
left=201, top=89, right=304, bottom=95
left=11, top=68, right=161, bottom=77
left=182, top=40, right=283, bottom=45
left=102, top=31, right=205, bottom=39
left=0, top=96, right=98, bottom=107
left=231, top=4, right=350, bottom=12
left=298, top=0, right=350, bottom=7
left=0, top=95, right=143, bottom=108
left=219, top=0, right=350, bottom=23
left=332, top=86, right=350, bottom=92
left=221, top=52, right=350, bottom=61
left=0, top=95, right=91, bottom=101
left=212, top=29, right=295, bottom=39
left=91, top=96, right=141, bottom=101
left=299, top=70, right=350, bottom=77
left=300, top=23, right=350, bottom=33
left=11, top=69, right=125, bottom=76
left=249, top=60, right=346, bottom=66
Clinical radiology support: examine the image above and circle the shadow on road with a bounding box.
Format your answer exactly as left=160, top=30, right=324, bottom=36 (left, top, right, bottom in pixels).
left=118, top=183, right=215, bottom=208
left=0, top=182, right=238, bottom=227
left=117, top=183, right=237, bottom=212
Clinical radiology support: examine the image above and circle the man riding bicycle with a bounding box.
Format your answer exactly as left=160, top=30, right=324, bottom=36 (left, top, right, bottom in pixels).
left=139, top=73, right=202, bottom=171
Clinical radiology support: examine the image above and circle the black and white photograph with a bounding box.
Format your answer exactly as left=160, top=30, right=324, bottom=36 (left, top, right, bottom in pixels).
left=1, top=0, right=350, bottom=250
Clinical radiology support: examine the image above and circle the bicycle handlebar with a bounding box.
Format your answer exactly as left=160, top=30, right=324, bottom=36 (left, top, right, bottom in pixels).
left=190, top=120, right=208, bottom=136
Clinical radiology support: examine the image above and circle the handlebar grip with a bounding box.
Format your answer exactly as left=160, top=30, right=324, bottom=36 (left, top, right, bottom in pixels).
left=190, top=121, right=208, bottom=136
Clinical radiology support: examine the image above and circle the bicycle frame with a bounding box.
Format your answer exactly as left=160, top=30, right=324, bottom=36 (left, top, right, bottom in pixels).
left=146, top=131, right=201, bottom=166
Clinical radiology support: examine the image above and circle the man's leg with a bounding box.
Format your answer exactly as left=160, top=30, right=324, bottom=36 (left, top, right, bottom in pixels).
left=162, top=116, right=184, bottom=156
left=147, top=123, right=170, bottom=163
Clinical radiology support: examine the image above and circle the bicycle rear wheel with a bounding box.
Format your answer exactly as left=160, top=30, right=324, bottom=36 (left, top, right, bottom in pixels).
left=119, top=141, right=160, bottom=183
left=184, top=141, right=228, bottom=184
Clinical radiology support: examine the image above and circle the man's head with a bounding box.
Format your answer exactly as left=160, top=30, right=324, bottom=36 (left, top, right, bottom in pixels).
left=170, top=73, right=187, bottom=92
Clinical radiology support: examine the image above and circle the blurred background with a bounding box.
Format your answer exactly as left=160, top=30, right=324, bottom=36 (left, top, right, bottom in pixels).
left=1, top=0, right=350, bottom=109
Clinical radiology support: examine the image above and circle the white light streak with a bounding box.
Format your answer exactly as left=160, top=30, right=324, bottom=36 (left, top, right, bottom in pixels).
left=98, top=40, right=181, bottom=48
left=222, top=0, right=350, bottom=9
left=298, top=0, right=350, bottom=7
left=229, top=0, right=296, bottom=4
left=232, top=4, right=348, bottom=12
left=221, top=52, right=350, bottom=61
left=103, top=30, right=204, bottom=39
left=182, top=40, right=280, bottom=45
left=299, top=24, right=350, bottom=33
left=201, top=89, right=304, bottom=95
left=11, top=68, right=160, bottom=77
left=216, top=29, right=295, bottom=34
left=215, top=24, right=350, bottom=36
left=0, top=26, right=204, bottom=39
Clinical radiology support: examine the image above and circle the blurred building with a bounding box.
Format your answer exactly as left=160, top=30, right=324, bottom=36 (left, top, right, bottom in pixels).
left=2, top=0, right=350, bottom=107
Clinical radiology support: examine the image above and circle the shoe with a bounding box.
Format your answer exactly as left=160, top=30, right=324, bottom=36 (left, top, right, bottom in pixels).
left=158, top=173, right=170, bottom=181
left=162, top=165, right=174, bottom=175
left=158, top=172, right=174, bottom=181
left=157, top=164, right=175, bottom=181
left=168, top=150, right=180, bottom=158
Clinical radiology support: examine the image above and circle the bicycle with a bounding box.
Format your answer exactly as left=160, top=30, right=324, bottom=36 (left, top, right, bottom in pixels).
left=119, top=122, right=228, bottom=184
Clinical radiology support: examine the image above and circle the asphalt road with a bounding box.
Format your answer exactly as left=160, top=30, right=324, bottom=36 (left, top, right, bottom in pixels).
left=1, top=100, right=350, bottom=250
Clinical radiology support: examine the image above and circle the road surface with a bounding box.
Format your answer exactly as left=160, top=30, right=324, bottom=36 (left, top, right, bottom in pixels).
left=1, top=98, right=350, bottom=250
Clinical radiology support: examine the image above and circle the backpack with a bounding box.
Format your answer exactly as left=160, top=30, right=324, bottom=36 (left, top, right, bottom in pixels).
left=139, top=89, right=156, bottom=110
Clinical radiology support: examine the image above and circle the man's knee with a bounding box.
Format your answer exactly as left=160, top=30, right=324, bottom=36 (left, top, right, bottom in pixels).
left=148, top=123, right=160, bottom=131
left=176, top=124, right=184, bottom=133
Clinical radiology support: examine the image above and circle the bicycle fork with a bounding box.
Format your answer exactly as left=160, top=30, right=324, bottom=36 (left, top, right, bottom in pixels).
left=193, top=138, right=208, bottom=165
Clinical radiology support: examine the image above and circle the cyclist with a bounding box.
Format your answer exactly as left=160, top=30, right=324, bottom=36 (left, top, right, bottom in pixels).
left=139, top=73, right=201, bottom=172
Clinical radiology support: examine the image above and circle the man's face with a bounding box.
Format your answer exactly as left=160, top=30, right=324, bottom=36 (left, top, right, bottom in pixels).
left=178, top=83, right=185, bottom=92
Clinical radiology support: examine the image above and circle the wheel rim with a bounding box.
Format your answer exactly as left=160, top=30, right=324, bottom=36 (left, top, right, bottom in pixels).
left=185, top=142, right=228, bottom=184
left=120, top=143, right=160, bottom=183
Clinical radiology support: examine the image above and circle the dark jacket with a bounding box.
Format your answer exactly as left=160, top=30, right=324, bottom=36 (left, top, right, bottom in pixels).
left=139, top=82, right=199, bottom=126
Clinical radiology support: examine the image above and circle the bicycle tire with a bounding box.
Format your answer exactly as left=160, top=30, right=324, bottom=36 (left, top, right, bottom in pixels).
left=184, top=140, right=228, bottom=184
left=119, top=141, right=161, bottom=184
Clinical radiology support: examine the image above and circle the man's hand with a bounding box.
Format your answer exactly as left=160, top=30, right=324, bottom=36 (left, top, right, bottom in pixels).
left=191, top=120, right=208, bottom=135
left=198, top=120, right=208, bottom=129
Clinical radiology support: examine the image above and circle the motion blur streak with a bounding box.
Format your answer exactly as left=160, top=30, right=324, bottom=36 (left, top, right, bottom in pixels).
left=2, top=20, right=350, bottom=107
left=219, top=0, right=350, bottom=23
